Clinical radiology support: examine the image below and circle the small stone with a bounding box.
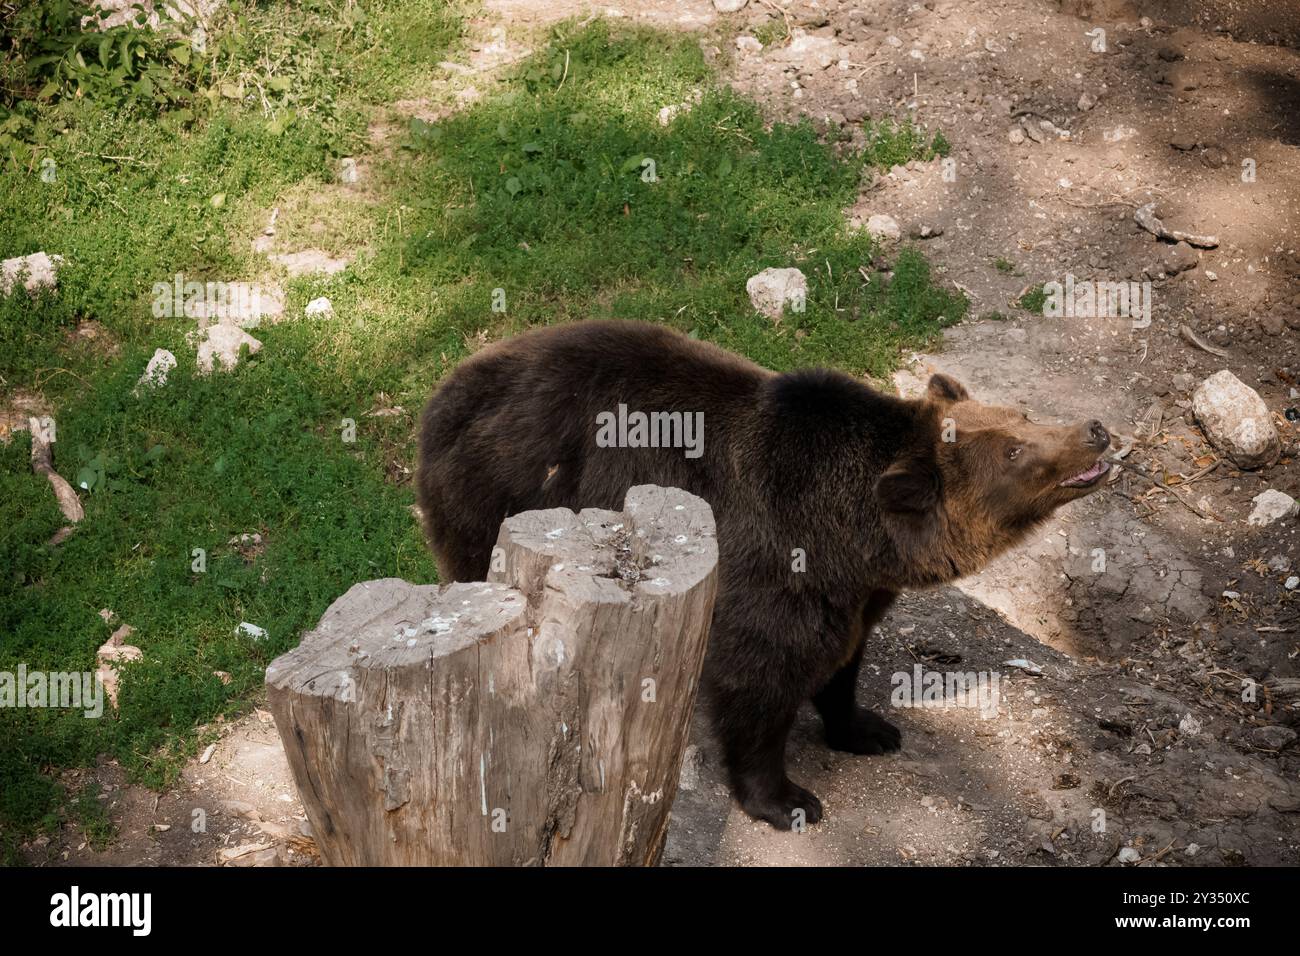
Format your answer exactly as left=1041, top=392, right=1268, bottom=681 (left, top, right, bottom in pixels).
left=1250, top=725, right=1297, bottom=750
left=135, top=348, right=177, bottom=392
left=1117, top=847, right=1141, bottom=864
left=1178, top=714, right=1202, bottom=737
left=1248, top=490, right=1298, bottom=527
left=1192, top=370, right=1281, bottom=469
left=735, top=35, right=763, bottom=55
left=305, top=296, right=334, bottom=318
left=866, top=213, right=902, bottom=241
left=1077, top=91, right=1096, bottom=111
left=745, top=267, right=807, bottom=322
left=1162, top=241, right=1199, bottom=275
left=1286, top=576, right=1299, bottom=590
left=712, top=0, right=748, bottom=10
left=1008, top=127, right=1025, bottom=145
left=338, top=158, right=359, bottom=184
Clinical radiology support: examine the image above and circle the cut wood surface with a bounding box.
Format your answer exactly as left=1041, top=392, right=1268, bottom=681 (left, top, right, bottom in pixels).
left=266, top=484, right=717, bottom=865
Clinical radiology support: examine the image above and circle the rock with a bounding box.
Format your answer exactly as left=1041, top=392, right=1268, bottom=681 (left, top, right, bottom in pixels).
left=1248, top=490, right=1298, bottom=527
left=1192, top=371, right=1280, bottom=469
left=1170, top=136, right=1198, bottom=150
left=96, top=627, right=143, bottom=710
left=866, top=213, right=901, bottom=241
left=1, top=252, right=63, bottom=296
left=338, top=157, right=359, bottom=184
left=745, top=267, right=807, bottom=322
left=1117, top=846, right=1141, bottom=864
left=1268, top=554, right=1291, bottom=572
left=1261, top=314, right=1285, bottom=336
left=1161, top=241, right=1199, bottom=275
left=270, top=250, right=348, bottom=276
left=196, top=324, right=262, bottom=375
left=1286, top=576, right=1299, bottom=590
left=305, top=296, right=334, bottom=318
left=1250, top=726, right=1297, bottom=750
left=1008, top=127, right=1026, bottom=145
left=1178, top=714, right=1203, bottom=737
left=1077, top=91, right=1096, bottom=111
left=712, top=0, right=748, bottom=10
left=219, top=842, right=280, bottom=867
left=135, top=349, right=177, bottom=392
left=908, top=222, right=944, bottom=239
left=735, top=35, right=763, bottom=54
left=775, top=31, right=841, bottom=70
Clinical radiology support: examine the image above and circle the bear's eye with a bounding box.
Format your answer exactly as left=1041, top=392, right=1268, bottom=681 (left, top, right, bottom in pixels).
left=1006, top=445, right=1023, bottom=461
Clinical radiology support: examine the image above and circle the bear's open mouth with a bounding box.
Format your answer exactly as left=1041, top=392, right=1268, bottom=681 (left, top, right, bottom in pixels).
left=1059, top=458, right=1110, bottom=488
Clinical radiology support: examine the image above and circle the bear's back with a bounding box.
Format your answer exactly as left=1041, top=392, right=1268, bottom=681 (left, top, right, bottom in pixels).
left=416, top=320, right=768, bottom=580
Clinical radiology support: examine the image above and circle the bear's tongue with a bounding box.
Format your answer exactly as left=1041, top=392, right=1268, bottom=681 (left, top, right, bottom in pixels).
left=1060, top=458, right=1108, bottom=487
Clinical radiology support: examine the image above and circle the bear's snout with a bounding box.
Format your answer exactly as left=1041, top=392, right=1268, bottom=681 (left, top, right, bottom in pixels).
left=1083, top=420, right=1110, bottom=451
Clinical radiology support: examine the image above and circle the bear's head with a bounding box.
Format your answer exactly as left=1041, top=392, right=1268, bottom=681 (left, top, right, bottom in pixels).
left=875, top=373, right=1111, bottom=585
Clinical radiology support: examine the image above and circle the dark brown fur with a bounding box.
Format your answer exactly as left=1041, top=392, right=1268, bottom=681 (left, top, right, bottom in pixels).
left=417, top=320, right=1110, bottom=828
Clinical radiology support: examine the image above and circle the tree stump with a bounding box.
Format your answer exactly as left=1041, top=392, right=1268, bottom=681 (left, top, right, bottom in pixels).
left=266, top=485, right=717, bottom=866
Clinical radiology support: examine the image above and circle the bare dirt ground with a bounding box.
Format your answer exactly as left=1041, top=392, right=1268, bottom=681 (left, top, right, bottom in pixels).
left=25, top=0, right=1300, bottom=867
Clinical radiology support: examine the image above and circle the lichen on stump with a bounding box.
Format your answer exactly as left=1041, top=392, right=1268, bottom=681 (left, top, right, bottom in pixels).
left=266, top=484, right=717, bottom=866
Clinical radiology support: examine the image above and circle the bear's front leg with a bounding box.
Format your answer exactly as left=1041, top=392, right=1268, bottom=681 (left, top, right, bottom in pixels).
left=813, top=590, right=903, bottom=755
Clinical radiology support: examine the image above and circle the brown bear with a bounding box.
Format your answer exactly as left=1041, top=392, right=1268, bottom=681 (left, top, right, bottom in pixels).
left=416, top=320, right=1111, bottom=829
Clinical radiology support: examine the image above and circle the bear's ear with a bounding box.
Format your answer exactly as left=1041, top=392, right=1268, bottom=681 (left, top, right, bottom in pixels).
left=875, top=457, right=942, bottom=516
left=926, top=373, right=969, bottom=405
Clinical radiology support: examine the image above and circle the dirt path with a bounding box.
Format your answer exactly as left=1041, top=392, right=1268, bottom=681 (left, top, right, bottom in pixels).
left=26, top=0, right=1299, bottom=867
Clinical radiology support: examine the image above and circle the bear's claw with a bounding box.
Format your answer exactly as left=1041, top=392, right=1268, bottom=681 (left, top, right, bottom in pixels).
left=739, top=778, right=825, bottom=830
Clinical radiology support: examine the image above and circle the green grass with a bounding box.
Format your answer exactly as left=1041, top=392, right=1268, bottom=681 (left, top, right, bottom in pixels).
left=860, top=118, right=951, bottom=171
left=1018, top=283, right=1048, bottom=313
left=0, top=7, right=965, bottom=861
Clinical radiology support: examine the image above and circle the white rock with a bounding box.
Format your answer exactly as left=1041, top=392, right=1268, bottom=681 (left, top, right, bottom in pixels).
left=1286, top=576, right=1299, bottom=591
left=1248, top=490, right=1298, bottom=527
left=745, top=267, right=807, bottom=322
left=135, top=348, right=177, bottom=392
left=270, top=249, right=348, bottom=276
left=866, top=213, right=902, bottom=241
left=339, top=157, right=359, bottom=184
left=1117, top=847, right=1141, bottom=864
left=735, top=35, right=763, bottom=55
left=196, top=325, right=262, bottom=374
left=712, top=0, right=748, bottom=11
left=1192, top=370, right=1280, bottom=469
left=1, top=252, right=63, bottom=296
left=776, top=31, right=841, bottom=70
left=305, top=296, right=334, bottom=318
left=1178, top=714, right=1202, bottom=737
left=236, top=621, right=268, bottom=641
left=1077, top=91, right=1096, bottom=111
